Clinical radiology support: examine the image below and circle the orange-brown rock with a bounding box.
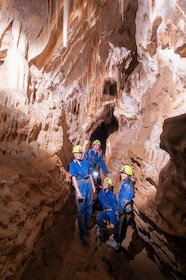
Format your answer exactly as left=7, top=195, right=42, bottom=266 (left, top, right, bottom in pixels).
left=0, top=0, right=185, bottom=279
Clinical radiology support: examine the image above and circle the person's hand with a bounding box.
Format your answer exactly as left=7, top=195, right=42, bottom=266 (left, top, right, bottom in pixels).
left=76, top=191, right=83, bottom=200
left=92, top=185, right=96, bottom=193
left=115, top=211, right=119, bottom=216
left=109, top=223, right=115, bottom=229
left=106, top=173, right=111, bottom=178
left=92, top=192, right=97, bottom=200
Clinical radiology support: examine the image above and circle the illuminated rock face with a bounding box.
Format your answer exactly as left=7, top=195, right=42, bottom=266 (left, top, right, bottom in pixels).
left=0, top=0, right=185, bottom=279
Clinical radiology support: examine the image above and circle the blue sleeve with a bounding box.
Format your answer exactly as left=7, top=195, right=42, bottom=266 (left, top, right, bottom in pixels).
left=109, top=192, right=117, bottom=224
left=110, top=192, right=117, bottom=210
left=83, top=149, right=97, bottom=168
left=69, top=161, right=77, bottom=177
left=116, top=180, right=134, bottom=214
left=83, top=150, right=89, bottom=162
left=69, top=160, right=90, bottom=179
left=98, top=190, right=116, bottom=210
left=98, top=154, right=110, bottom=175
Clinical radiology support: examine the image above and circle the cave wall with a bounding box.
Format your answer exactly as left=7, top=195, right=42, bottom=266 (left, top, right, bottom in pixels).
left=0, top=0, right=185, bottom=279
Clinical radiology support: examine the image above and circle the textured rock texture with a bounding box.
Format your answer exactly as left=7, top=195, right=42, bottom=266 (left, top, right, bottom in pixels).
left=0, top=0, right=185, bottom=279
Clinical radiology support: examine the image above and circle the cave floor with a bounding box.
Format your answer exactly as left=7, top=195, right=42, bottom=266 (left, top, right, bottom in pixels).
left=20, top=195, right=166, bottom=280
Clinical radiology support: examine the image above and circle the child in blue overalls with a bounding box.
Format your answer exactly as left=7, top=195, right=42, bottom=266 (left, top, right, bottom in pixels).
left=107, top=165, right=134, bottom=250
left=69, top=145, right=95, bottom=245
left=96, top=178, right=117, bottom=241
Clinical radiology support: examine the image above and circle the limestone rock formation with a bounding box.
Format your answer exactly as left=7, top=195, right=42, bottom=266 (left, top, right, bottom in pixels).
left=0, top=0, right=185, bottom=279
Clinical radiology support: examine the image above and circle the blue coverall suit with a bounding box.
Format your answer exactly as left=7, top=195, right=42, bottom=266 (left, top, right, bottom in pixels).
left=69, top=159, right=93, bottom=240
left=96, top=189, right=117, bottom=228
left=83, top=149, right=110, bottom=178
left=114, top=178, right=134, bottom=243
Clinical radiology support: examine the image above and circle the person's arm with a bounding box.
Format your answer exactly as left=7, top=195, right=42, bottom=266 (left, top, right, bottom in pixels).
left=98, top=154, right=110, bottom=175
left=71, top=176, right=83, bottom=200
left=69, top=162, right=83, bottom=200
left=110, top=192, right=117, bottom=228
left=90, top=174, right=96, bottom=193
left=82, top=150, right=88, bottom=161
left=116, top=183, right=134, bottom=214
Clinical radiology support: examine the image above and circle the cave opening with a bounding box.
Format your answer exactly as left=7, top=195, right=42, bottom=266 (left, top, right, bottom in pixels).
left=101, top=80, right=117, bottom=102
left=103, top=80, right=117, bottom=96
left=90, top=108, right=119, bottom=154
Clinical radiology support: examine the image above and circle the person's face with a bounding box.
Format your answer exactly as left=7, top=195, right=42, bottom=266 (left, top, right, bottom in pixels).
left=103, top=180, right=109, bottom=190
left=120, top=172, right=128, bottom=181
left=93, top=143, right=100, bottom=151
left=73, top=152, right=83, bottom=160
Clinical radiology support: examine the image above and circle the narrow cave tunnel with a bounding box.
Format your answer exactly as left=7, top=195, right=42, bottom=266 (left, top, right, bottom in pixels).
left=89, top=79, right=119, bottom=154
left=90, top=111, right=118, bottom=154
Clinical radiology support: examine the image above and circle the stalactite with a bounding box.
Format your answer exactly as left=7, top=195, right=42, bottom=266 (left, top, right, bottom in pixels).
left=96, top=54, right=101, bottom=109
left=46, top=0, right=48, bottom=18
left=100, top=71, right=103, bottom=100
left=49, top=0, right=52, bottom=18
left=93, top=50, right=97, bottom=110
left=118, top=0, right=125, bottom=20
left=46, top=0, right=50, bottom=37
left=87, top=2, right=91, bottom=23
left=73, top=0, right=81, bottom=18
left=85, top=69, right=89, bottom=115
left=63, top=0, right=69, bottom=47
left=86, top=58, right=92, bottom=114
left=56, top=0, right=58, bottom=28
left=70, top=98, right=73, bottom=122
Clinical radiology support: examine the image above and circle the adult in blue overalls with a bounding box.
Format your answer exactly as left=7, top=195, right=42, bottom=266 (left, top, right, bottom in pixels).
left=96, top=178, right=117, bottom=241
left=83, top=139, right=110, bottom=186
left=107, top=165, right=134, bottom=250
left=69, top=145, right=95, bottom=245
left=83, top=139, right=111, bottom=212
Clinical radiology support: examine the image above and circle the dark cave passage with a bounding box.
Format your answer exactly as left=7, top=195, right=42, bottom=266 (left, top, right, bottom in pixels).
left=90, top=106, right=118, bottom=154
left=90, top=122, right=107, bottom=153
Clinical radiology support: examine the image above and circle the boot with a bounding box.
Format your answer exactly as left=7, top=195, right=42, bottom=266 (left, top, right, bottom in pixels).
left=107, top=238, right=120, bottom=250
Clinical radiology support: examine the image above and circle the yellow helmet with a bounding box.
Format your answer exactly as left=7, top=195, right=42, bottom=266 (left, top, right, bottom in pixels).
left=72, top=145, right=83, bottom=153
left=92, top=139, right=101, bottom=145
left=104, top=177, right=113, bottom=186
left=121, top=165, right=133, bottom=176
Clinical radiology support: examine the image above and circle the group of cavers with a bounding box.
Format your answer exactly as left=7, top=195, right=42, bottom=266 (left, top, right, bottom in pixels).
left=69, top=139, right=134, bottom=250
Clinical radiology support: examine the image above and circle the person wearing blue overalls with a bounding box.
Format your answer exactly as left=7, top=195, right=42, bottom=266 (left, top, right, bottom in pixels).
left=69, top=145, right=95, bottom=245
left=107, top=165, right=134, bottom=250
left=83, top=139, right=111, bottom=212
left=83, top=139, right=110, bottom=186
left=96, top=178, right=117, bottom=241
